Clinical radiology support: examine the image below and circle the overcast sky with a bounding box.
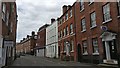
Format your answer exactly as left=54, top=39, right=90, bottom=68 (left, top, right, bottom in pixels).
left=16, top=0, right=76, bottom=42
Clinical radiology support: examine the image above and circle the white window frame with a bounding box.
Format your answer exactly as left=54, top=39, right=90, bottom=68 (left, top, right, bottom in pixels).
left=82, top=41, right=88, bottom=55
left=92, top=38, right=99, bottom=55
left=81, top=18, right=86, bottom=32
left=70, top=23, right=73, bottom=34
left=70, top=10, right=72, bottom=18
left=65, top=13, right=68, bottom=21
left=89, top=0, right=94, bottom=5
left=2, top=3, right=6, bottom=21
left=103, top=3, right=111, bottom=22
left=70, top=40, right=74, bottom=52
left=118, top=0, right=120, bottom=16
left=90, top=12, right=97, bottom=28
left=80, top=0, right=84, bottom=11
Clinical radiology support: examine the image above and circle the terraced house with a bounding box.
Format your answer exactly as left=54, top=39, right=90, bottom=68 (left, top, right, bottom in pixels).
left=58, top=4, right=77, bottom=61
left=0, top=2, right=18, bottom=66
left=75, top=1, right=120, bottom=65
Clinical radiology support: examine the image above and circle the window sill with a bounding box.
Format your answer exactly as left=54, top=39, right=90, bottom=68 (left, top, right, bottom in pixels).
left=81, top=30, right=86, bottom=33
left=92, top=53, right=99, bottom=55
left=80, top=8, right=84, bottom=13
left=90, top=25, right=97, bottom=29
left=117, top=16, right=120, bottom=18
left=83, top=53, right=88, bottom=55
left=102, top=18, right=112, bottom=24
left=70, top=32, right=74, bottom=35
left=88, top=2, right=94, bottom=5
left=70, top=50, right=74, bottom=52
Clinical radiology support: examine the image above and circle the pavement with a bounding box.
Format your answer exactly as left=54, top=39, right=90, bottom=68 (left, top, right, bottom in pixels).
left=2, top=55, right=118, bottom=68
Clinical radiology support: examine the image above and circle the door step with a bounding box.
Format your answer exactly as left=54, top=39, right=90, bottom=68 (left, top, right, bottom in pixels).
left=98, top=63, right=118, bottom=68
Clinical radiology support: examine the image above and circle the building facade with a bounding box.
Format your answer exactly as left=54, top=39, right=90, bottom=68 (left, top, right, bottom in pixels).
left=35, top=24, right=49, bottom=57
left=75, top=1, right=120, bottom=65
left=17, top=31, right=37, bottom=55
left=46, top=19, right=58, bottom=58
left=58, top=4, right=76, bottom=61
left=0, top=2, right=18, bottom=66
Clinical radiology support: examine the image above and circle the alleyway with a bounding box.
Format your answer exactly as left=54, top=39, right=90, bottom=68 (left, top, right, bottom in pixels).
left=3, top=55, right=111, bottom=68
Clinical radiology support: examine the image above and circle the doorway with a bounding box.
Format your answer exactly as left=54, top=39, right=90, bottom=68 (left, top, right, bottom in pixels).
left=77, top=44, right=82, bottom=62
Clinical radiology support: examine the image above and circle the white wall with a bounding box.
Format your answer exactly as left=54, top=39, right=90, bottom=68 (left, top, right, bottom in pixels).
left=46, top=21, right=58, bottom=58
left=36, top=49, right=44, bottom=57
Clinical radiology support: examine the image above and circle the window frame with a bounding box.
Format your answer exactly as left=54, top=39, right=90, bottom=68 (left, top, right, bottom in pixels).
left=92, top=38, right=99, bottom=55
left=103, top=3, right=111, bottom=22
left=70, top=23, right=73, bottom=34
left=80, top=0, right=84, bottom=11
left=82, top=40, right=88, bottom=55
left=81, top=18, right=86, bottom=32
left=90, top=12, right=97, bottom=28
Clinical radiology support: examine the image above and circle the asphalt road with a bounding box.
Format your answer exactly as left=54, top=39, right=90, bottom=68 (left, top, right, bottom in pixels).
left=4, top=55, right=111, bottom=68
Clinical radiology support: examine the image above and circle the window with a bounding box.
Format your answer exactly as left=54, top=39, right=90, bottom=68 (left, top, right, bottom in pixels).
left=60, top=30, right=62, bottom=38
left=80, top=0, right=84, bottom=11
left=90, top=12, right=96, bottom=28
left=70, top=23, right=73, bottom=34
left=81, top=18, right=86, bottom=31
left=65, top=13, right=68, bottom=21
left=118, top=0, right=120, bottom=16
left=2, top=3, right=6, bottom=21
left=103, top=3, right=111, bottom=22
left=82, top=40, right=88, bottom=54
left=6, top=11, right=9, bottom=26
left=64, top=41, right=66, bottom=52
left=66, top=26, right=69, bottom=35
left=70, top=10, right=72, bottom=17
left=10, top=23, right=13, bottom=32
left=63, top=28, right=66, bottom=36
left=92, top=38, right=99, bottom=54
left=2, top=3, right=6, bottom=13
left=70, top=40, right=74, bottom=51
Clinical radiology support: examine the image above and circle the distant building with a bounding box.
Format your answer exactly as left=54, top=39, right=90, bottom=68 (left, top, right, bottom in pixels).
left=46, top=19, right=58, bottom=58
left=0, top=2, right=18, bottom=66
left=17, top=31, right=37, bottom=55
left=35, top=24, right=49, bottom=57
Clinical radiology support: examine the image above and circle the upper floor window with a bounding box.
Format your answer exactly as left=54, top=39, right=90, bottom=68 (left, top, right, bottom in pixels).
left=10, top=22, right=13, bottom=33
left=92, top=38, right=99, bottom=54
left=90, top=12, right=96, bottom=28
left=118, top=0, right=120, bottom=16
left=70, top=40, right=74, bottom=51
left=65, top=13, right=68, bottom=21
left=80, top=0, right=84, bottom=11
left=103, top=3, right=111, bottom=22
left=66, top=26, right=69, bottom=35
left=70, top=10, right=72, bottom=17
left=70, top=23, right=73, bottom=34
left=60, top=30, right=62, bottom=38
left=2, top=3, right=6, bottom=13
left=63, top=28, right=66, bottom=36
left=2, top=3, right=6, bottom=21
left=82, top=40, right=88, bottom=55
left=81, top=18, right=86, bottom=31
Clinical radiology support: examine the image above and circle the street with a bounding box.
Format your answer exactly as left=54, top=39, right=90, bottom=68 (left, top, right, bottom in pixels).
left=3, top=55, right=111, bottom=68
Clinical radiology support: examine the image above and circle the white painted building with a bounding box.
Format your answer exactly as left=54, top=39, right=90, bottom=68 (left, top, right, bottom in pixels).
left=46, top=19, right=58, bottom=58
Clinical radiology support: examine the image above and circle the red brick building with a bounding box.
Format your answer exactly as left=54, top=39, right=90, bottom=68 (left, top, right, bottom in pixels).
left=58, top=4, right=77, bottom=61
left=75, top=1, right=120, bottom=65
left=17, top=31, right=37, bottom=55
left=0, top=2, right=18, bottom=66
left=35, top=24, right=49, bottom=57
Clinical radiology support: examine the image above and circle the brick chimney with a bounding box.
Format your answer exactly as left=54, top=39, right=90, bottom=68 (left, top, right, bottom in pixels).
left=67, top=5, right=71, bottom=10
left=51, top=18, right=55, bottom=24
left=62, top=5, right=67, bottom=14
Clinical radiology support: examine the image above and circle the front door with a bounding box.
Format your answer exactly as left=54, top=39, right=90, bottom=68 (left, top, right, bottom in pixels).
left=109, top=40, right=117, bottom=60
left=77, top=44, right=82, bottom=62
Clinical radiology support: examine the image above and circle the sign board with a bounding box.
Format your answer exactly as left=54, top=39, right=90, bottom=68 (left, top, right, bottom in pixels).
left=4, top=41, right=14, bottom=47
left=101, top=26, right=108, bottom=31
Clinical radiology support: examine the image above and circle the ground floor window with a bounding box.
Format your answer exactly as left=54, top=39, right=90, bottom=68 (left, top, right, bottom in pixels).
left=82, top=40, right=88, bottom=55
left=92, top=38, right=99, bottom=54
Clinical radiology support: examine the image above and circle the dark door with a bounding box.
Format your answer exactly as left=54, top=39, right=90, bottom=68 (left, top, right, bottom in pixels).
left=109, top=40, right=117, bottom=60
left=77, top=44, right=82, bottom=62
left=58, top=46, right=60, bottom=58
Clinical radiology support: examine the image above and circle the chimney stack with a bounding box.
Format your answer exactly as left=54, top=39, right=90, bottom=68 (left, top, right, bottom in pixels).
left=51, top=18, right=55, bottom=24
left=62, top=5, right=67, bottom=14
